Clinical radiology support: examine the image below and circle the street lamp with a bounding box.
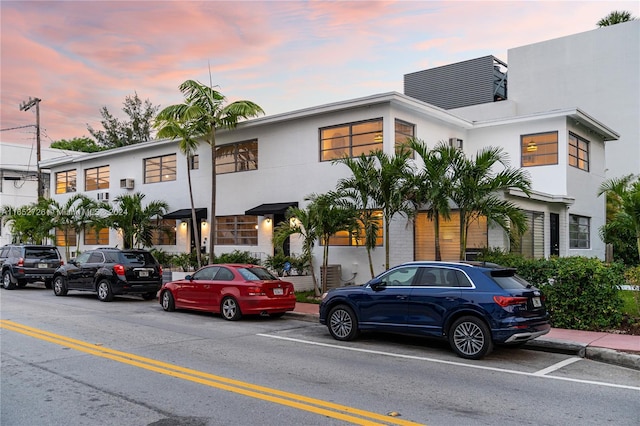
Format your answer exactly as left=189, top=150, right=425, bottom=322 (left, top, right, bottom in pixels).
left=19, top=97, right=43, bottom=199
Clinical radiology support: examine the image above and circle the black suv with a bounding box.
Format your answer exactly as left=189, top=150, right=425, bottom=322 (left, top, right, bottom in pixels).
left=52, top=248, right=162, bottom=302
left=1, top=244, right=63, bottom=290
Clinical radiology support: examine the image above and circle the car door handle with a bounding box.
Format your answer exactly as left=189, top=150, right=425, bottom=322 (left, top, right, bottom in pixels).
left=396, top=295, right=408, bottom=300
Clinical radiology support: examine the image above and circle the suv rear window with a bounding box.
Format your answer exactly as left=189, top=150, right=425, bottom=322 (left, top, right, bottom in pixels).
left=488, top=269, right=533, bottom=290
left=121, top=251, right=156, bottom=265
left=24, top=247, right=59, bottom=260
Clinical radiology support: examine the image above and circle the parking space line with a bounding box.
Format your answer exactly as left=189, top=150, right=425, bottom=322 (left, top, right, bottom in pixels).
left=258, top=334, right=640, bottom=392
left=532, top=357, right=582, bottom=376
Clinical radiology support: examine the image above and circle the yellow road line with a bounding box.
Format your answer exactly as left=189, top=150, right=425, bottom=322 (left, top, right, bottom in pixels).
left=0, top=319, right=424, bottom=426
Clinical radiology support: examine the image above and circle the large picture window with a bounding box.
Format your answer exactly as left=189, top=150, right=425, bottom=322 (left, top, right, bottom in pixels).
left=152, top=219, right=177, bottom=245
left=216, top=140, right=258, bottom=174
left=84, top=166, right=110, bottom=191
left=56, top=229, right=77, bottom=247
left=320, top=118, right=383, bottom=161
left=569, top=132, right=589, bottom=171
left=569, top=215, right=590, bottom=249
left=144, top=154, right=177, bottom=183
left=215, top=215, right=258, bottom=245
left=84, top=228, right=109, bottom=245
left=415, top=211, right=487, bottom=261
left=55, top=170, right=76, bottom=194
left=521, top=131, right=558, bottom=167
left=325, top=211, right=383, bottom=246
left=394, top=119, right=415, bottom=155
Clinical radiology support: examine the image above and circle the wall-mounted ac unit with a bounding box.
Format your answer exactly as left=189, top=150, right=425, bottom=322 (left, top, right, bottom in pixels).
left=120, top=178, right=135, bottom=189
left=449, top=138, right=463, bottom=150
left=97, top=192, right=110, bottom=201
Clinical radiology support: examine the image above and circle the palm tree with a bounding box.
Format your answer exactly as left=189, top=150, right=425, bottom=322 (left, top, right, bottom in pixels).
left=598, top=174, right=640, bottom=263
left=1, top=198, right=56, bottom=244
left=334, top=153, right=381, bottom=278
left=371, top=149, right=415, bottom=270
left=48, top=195, right=99, bottom=260
left=273, top=205, right=319, bottom=295
left=450, top=146, right=532, bottom=260
left=597, top=10, right=636, bottom=27
left=155, top=115, right=203, bottom=267
left=307, top=192, right=358, bottom=293
left=410, top=139, right=463, bottom=261
left=108, top=193, right=169, bottom=249
left=157, top=80, right=264, bottom=258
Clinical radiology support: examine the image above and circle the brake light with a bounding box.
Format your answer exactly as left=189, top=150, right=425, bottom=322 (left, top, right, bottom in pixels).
left=60, top=260, right=64, bottom=266
left=113, top=264, right=126, bottom=276
left=17, top=258, right=24, bottom=267
left=158, top=265, right=163, bottom=276
left=247, top=286, right=266, bottom=296
left=493, top=296, right=528, bottom=307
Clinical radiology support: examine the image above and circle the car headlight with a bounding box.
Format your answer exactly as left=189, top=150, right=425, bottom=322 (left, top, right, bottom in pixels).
left=321, top=292, right=328, bottom=300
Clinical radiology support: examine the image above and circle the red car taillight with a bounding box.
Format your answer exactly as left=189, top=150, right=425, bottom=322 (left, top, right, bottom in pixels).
left=17, top=258, right=24, bottom=267
left=60, top=260, right=64, bottom=266
left=158, top=265, right=163, bottom=276
left=247, top=286, right=266, bottom=296
left=493, top=296, right=528, bottom=307
left=113, top=264, right=126, bottom=276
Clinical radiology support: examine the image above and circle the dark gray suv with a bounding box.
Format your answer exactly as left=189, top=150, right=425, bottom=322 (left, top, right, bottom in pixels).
left=0, top=244, right=63, bottom=290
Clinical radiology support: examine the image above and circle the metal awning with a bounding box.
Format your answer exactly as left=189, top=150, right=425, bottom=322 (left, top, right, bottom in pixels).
left=163, top=208, right=207, bottom=220
left=244, top=202, right=298, bottom=216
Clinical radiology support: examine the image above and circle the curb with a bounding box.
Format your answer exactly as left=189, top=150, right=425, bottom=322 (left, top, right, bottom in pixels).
left=286, top=311, right=640, bottom=371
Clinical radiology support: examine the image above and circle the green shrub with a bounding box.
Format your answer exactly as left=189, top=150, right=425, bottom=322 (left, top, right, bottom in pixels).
left=213, top=250, right=260, bottom=265
left=149, top=248, right=175, bottom=267
left=478, top=250, right=625, bottom=331
left=264, top=252, right=289, bottom=276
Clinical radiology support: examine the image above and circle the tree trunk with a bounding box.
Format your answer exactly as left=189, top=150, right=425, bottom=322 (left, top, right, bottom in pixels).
left=208, top=132, right=217, bottom=261
left=187, top=157, right=202, bottom=268
left=434, top=212, right=442, bottom=261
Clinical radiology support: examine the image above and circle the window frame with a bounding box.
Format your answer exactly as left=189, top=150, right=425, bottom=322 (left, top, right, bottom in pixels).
left=214, top=215, right=258, bottom=245
left=84, top=227, right=109, bottom=245
left=55, top=228, right=77, bottom=247
left=319, top=118, right=383, bottom=162
left=190, top=154, right=200, bottom=170
left=568, top=132, right=590, bottom=172
left=216, top=140, right=258, bottom=175
left=521, top=131, right=558, bottom=167
left=144, top=154, right=177, bottom=184
left=84, top=165, right=110, bottom=191
left=394, top=119, right=415, bottom=156
left=325, top=210, right=383, bottom=246
left=152, top=219, right=177, bottom=245
left=569, top=214, right=590, bottom=249
left=55, top=169, right=77, bottom=194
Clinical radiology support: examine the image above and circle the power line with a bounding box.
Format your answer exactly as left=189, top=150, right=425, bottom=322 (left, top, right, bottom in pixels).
left=0, top=124, right=36, bottom=132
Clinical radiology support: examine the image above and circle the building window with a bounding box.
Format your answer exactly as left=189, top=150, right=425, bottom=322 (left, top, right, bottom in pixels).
left=325, top=210, right=383, bottom=246
left=521, top=131, right=558, bottom=167
left=55, top=170, right=76, bottom=194
left=511, top=211, right=544, bottom=259
left=320, top=118, right=383, bottom=162
left=144, top=154, right=177, bottom=183
left=190, top=154, right=199, bottom=170
left=152, top=219, right=177, bottom=245
left=569, top=132, right=589, bottom=171
left=56, top=229, right=77, bottom=247
left=216, top=140, right=258, bottom=174
left=569, top=215, right=590, bottom=249
left=215, top=215, right=258, bottom=245
left=84, top=228, right=109, bottom=245
left=394, top=119, right=415, bottom=156
left=85, top=166, right=110, bottom=191
left=414, top=211, right=488, bottom=261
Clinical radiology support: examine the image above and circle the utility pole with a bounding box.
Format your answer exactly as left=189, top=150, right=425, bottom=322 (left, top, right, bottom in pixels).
left=19, top=97, right=43, bottom=199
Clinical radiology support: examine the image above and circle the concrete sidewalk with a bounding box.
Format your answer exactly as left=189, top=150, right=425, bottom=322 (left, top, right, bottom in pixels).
left=288, top=302, right=640, bottom=370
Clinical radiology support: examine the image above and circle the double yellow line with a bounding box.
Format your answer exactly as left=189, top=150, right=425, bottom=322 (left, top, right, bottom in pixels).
left=0, top=320, right=425, bottom=426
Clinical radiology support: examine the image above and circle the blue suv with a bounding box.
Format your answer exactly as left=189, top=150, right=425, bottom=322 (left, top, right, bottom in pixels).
left=319, top=261, right=550, bottom=359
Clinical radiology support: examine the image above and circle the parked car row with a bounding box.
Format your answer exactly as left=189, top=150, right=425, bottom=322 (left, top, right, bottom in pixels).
left=2, top=245, right=550, bottom=360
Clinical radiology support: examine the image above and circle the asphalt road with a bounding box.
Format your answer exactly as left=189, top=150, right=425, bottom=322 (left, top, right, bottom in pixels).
left=1, top=285, right=639, bottom=426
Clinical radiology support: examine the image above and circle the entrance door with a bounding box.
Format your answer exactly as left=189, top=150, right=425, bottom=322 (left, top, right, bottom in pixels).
left=274, top=213, right=290, bottom=256
left=550, top=213, right=560, bottom=256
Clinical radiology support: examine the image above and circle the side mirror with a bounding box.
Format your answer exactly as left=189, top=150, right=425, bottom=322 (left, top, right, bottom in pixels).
left=369, top=278, right=386, bottom=291
left=184, top=275, right=192, bottom=281
left=69, top=258, right=77, bottom=265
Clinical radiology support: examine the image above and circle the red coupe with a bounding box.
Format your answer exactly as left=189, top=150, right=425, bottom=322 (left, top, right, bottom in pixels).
left=159, top=264, right=296, bottom=320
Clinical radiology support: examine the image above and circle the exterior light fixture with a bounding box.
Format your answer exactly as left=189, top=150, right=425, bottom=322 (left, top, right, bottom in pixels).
left=526, top=141, right=538, bottom=152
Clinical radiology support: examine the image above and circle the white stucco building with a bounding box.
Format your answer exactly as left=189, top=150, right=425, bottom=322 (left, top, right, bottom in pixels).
left=29, top=23, right=637, bottom=281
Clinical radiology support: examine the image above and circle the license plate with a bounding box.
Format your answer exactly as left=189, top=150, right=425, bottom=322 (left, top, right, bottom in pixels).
left=38, top=263, right=48, bottom=269
left=273, top=288, right=283, bottom=295
left=532, top=297, right=542, bottom=308
left=139, top=270, right=149, bottom=277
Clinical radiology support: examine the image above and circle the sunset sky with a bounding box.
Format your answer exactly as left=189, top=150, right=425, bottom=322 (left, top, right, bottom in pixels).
left=2, top=1, right=638, bottom=147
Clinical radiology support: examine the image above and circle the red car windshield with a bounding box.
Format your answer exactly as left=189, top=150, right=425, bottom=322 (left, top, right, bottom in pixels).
left=238, top=267, right=278, bottom=281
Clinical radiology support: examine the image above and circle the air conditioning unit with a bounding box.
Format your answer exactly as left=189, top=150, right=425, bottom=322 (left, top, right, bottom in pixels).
left=97, top=192, right=110, bottom=201
left=449, top=138, right=463, bottom=150
left=120, top=178, right=135, bottom=189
